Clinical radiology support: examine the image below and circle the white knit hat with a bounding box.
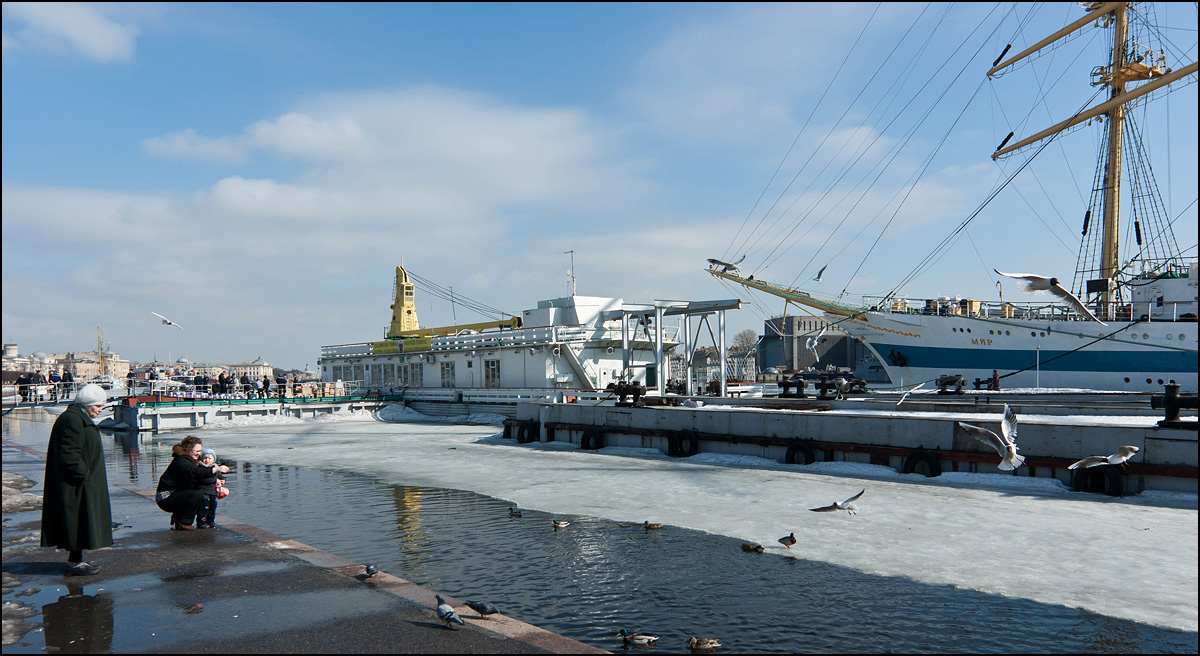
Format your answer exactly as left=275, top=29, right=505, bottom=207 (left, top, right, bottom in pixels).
left=74, top=383, right=107, bottom=407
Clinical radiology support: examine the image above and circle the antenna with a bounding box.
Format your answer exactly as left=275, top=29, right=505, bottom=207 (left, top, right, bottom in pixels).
left=562, top=250, right=576, bottom=295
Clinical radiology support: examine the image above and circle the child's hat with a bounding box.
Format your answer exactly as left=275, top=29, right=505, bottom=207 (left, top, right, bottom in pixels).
left=201, top=449, right=216, bottom=457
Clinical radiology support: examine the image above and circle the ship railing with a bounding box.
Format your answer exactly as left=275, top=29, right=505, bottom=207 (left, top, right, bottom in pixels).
left=395, top=386, right=618, bottom=404
left=320, top=325, right=682, bottom=359
left=860, top=296, right=1197, bottom=323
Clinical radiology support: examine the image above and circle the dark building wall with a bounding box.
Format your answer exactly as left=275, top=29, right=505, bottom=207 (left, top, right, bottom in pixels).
left=757, top=316, right=873, bottom=371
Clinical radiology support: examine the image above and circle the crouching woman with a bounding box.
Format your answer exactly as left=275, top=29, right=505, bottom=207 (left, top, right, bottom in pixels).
left=156, top=436, right=230, bottom=530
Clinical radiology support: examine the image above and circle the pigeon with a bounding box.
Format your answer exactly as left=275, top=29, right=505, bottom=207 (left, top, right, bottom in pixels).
left=508, top=507, right=522, bottom=518
left=813, top=264, right=828, bottom=283
left=810, top=489, right=866, bottom=515
left=151, top=311, right=185, bottom=330
left=643, top=521, right=663, bottom=530
left=364, top=564, right=378, bottom=578
left=617, top=629, right=659, bottom=646
left=805, top=324, right=828, bottom=363
left=706, top=255, right=745, bottom=273
left=896, top=382, right=927, bottom=407
left=465, top=600, right=499, bottom=618
left=994, top=270, right=1107, bottom=325
left=740, top=543, right=764, bottom=553
left=777, top=532, right=797, bottom=548
left=1068, top=445, right=1140, bottom=470
left=435, top=595, right=465, bottom=628
left=957, top=404, right=1024, bottom=470
left=552, top=520, right=570, bottom=529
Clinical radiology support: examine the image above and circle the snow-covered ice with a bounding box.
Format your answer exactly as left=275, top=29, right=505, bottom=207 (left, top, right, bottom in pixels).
left=190, top=404, right=1198, bottom=632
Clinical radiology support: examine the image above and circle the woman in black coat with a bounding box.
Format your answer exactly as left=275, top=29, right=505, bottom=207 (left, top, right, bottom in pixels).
left=41, top=383, right=113, bottom=576
left=155, top=435, right=230, bottom=530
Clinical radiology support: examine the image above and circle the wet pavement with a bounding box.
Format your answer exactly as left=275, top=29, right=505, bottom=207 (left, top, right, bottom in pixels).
left=2, top=437, right=606, bottom=653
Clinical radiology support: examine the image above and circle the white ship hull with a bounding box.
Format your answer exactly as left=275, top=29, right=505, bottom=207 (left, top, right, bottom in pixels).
left=839, top=311, right=1197, bottom=391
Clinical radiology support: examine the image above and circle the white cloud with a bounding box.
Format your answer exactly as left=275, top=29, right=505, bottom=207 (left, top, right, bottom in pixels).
left=2, top=2, right=139, bottom=63
left=142, top=128, right=250, bottom=164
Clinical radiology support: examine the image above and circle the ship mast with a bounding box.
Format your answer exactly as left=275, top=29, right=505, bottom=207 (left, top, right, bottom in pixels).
left=1098, top=5, right=1127, bottom=313
left=990, top=2, right=1197, bottom=318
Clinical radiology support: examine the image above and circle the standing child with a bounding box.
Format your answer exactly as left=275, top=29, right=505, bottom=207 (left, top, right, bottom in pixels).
left=196, top=449, right=226, bottom=529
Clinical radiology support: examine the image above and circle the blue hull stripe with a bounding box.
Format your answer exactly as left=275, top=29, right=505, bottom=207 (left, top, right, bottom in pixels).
left=868, top=342, right=1196, bottom=374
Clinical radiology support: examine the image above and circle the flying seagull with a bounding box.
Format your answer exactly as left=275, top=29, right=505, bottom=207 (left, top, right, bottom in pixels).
left=151, top=312, right=185, bottom=330
left=805, top=324, right=828, bottom=363
left=994, top=270, right=1107, bottom=325
left=810, top=488, right=866, bottom=514
left=957, top=404, right=1024, bottom=470
left=813, top=264, right=828, bottom=283
left=1068, top=445, right=1140, bottom=470
left=777, top=532, right=797, bottom=548
left=435, top=595, right=465, bottom=628
left=465, top=600, right=499, bottom=618
left=707, top=255, right=745, bottom=273
left=897, top=382, right=927, bottom=407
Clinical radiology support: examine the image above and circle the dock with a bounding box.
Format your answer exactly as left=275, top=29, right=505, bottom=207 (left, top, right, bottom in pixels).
left=509, top=392, right=1198, bottom=495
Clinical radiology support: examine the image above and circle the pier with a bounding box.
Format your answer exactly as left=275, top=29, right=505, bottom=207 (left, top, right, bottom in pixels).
left=510, top=392, right=1198, bottom=495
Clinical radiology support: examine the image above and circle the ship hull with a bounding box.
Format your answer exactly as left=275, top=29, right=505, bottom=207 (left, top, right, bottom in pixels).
left=838, top=312, right=1197, bottom=391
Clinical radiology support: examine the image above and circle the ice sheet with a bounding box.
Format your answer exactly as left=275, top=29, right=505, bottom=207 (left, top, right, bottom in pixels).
left=192, top=405, right=1198, bottom=632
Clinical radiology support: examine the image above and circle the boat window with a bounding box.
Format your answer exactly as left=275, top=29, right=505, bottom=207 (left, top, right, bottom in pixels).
left=485, top=360, right=501, bottom=388
left=440, top=362, right=455, bottom=388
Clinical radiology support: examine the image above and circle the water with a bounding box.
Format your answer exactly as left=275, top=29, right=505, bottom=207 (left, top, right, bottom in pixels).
left=5, top=411, right=1196, bottom=653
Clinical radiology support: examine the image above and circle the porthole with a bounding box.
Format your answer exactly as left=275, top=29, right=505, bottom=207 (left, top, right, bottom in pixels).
left=989, top=330, right=994, bottom=335
left=1170, top=379, right=1176, bottom=384
left=1131, top=333, right=1138, bottom=340
left=1005, top=330, right=1010, bottom=335
left=1167, top=334, right=1173, bottom=340
left=1158, top=379, right=1164, bottom=385
left=1146, top=378, right=1152, bottom=384
left=1179, top=334, right=1187, bottom=341
left=1039, top=332, right=1045, bottom=337
left=966, top=328, right=971, bottom=333
left=1124, top=377, right=1131, bottom=383
left=1031, top=331, right=1037, bottom=337
left=952, top=327, right=957, bottom=332
left=1142, top=333, right=1150, bottom=340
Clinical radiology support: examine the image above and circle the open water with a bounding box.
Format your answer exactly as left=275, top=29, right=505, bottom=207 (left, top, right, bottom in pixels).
left=4, top=410, right=1196, bottom=653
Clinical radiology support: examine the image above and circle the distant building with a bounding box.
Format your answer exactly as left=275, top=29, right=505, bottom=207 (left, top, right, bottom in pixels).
left=757, top=315, right=876, bottom=372
left=226, top=360, right=273, bottom=380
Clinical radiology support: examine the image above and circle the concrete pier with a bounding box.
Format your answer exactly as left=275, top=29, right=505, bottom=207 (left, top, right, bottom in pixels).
left=512, top=399, right=1198, bottom=495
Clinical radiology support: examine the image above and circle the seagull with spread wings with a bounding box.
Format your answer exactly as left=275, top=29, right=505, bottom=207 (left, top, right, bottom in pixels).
left=1068, top=445, right=1139, bottom=470
left=957, top=404, right=1024, bottom=470
left=805, top=324, right=828, bottom=363
left=994, top=270, right=1107, bottom=325
left=151, top=312, right=185, bottom=330
left=810, top=489, right=865, bottom=515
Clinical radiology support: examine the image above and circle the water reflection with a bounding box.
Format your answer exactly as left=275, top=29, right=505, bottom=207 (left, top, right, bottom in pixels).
left=41, top=582, right=114, bottom=653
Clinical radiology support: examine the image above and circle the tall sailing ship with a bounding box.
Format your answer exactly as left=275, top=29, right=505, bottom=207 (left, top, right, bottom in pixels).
left=712, top=2, right=1196, bottom=391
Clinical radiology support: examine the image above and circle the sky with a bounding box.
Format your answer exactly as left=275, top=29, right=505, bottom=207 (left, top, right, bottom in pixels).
left=3, top=2, right=1196, bottom=370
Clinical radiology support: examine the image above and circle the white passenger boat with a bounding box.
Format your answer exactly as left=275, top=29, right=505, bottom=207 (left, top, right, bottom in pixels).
left=318, top=266, right=740, bottom=415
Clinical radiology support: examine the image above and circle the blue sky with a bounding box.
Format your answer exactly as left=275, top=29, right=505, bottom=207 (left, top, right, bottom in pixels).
left=3, top=2, right=1196, bottom=370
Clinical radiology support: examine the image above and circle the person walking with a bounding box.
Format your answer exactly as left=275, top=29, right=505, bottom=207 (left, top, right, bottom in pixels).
left=40, top=383, right=113, bottom=575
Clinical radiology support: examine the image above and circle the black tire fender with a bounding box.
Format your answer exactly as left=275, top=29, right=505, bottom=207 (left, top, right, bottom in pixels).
left=670, top=430, right=700, bottom=458
left=784, top=441, right=816, bottom=465
left=517, top=421, right=539, bottom=444
left=581, top=429, right=605, bottom=450
left=902, top=448, right=942, bottom=477
left=1072, top=464, right=1123, bottom=497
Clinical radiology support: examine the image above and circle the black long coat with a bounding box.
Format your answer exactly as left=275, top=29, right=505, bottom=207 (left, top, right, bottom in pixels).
left=40, top=404, right=114, bottom=551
